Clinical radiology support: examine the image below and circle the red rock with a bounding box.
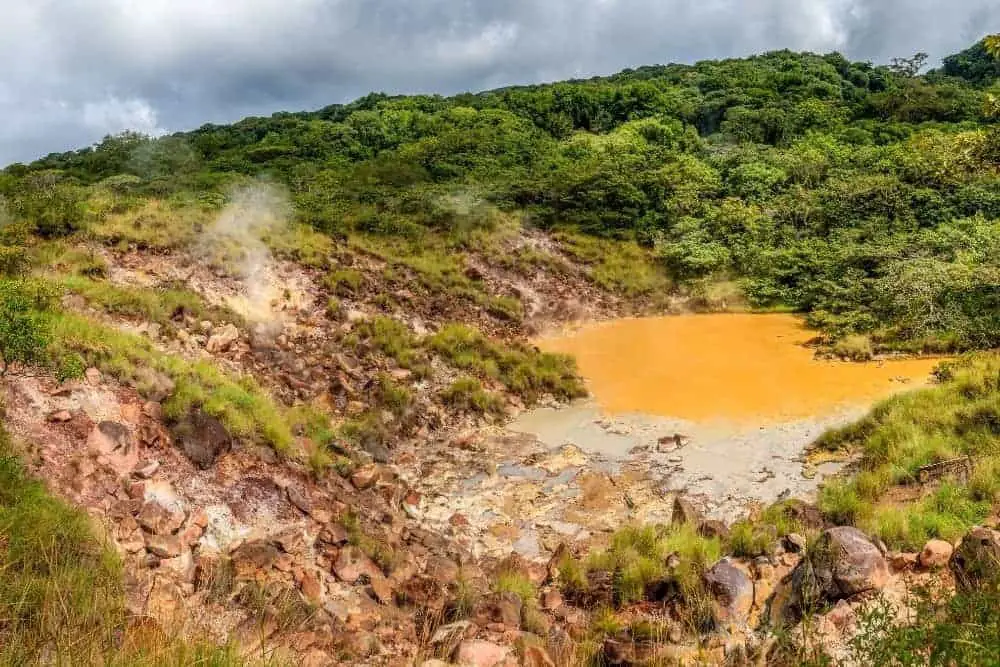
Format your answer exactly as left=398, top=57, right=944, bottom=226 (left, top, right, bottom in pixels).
left=137, top=502, right=186, bottom=536
left=189, top=508, right=209, bottom=529
left=287, top=485, right=312, bottom=514
left=145, top=534, right=183, bottom=558
left=351, top=464, right=381, bottom=490
left=542, top=589, right=563, bottom=611
left=333, top=546, right=382, bottom=583
left=449, top=513, right=470, bottom=527
left=134, top=460, right=161, bottom=479
left=143, top=401, right=163, bottom=420
left=310, top=507, right=333, bottom=524
left=274, top=553, right=294, bottom=573
left=918, top=540, right=953, bottom=570
left=454, top=640, right=511, bottom=667
left=300, top=571, right=323, bottom=602
left=370, top=573, right=393, bottom=605
left=891, top=552, right=919, bottom=572
left=523, top=645, right=556, bottom=667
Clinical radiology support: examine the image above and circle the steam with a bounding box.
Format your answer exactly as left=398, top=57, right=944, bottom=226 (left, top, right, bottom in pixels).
left=202, top=183, right=290, bottom=326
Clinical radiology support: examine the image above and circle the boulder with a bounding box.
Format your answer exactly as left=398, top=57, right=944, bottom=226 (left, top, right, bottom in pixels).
left=137, top=501, right=186, bottom=536
left=206, top=323, right=240, bottom=353
left=173, top=410, right=232, bottom=469
left=351, top=464, right=381, bottom=490
left=286, top=485, right=312, bottom=514
left=918, top=539, right=954, bottom=570
left=144, top=534, right=183, bottom=558
left=671, top=495, right=703, bottom=526
left=812, top=526, right=889, bottom=598
left=87, top=421, right=130, bottom=455
left=703, top=558, right=754, bottom=624
left=783, top=533, right=807, bottom=553
left=231, top=540, right=281, bottom=572
left=333, top=545, right=382, bottom=583
left=472, top=592, right=522, bottom=629
left=47, top=410, right=73, bottom=423
left=522, top=646, right=556, bottom=667
left=430, top=621, right=472, bottom=660
left=698, top=520, right=730, bottom=540
left=454, top=640, right=511, bottom=667
left=950, top=526, right=1000, bottom=591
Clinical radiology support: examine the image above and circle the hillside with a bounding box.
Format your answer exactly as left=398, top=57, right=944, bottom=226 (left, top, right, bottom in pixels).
left=0, top=38, right=999, bottom=666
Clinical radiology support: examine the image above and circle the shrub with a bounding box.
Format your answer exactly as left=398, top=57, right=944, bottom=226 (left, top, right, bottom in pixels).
left=0, top=280, right=52, bottom=376
left=832, top=334, right=874, bottom=361
left=327, top=268, right=364, bottom=296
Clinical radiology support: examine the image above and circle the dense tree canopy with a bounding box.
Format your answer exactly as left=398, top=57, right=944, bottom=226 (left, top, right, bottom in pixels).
left=4, top=39, right=1000, bottom=351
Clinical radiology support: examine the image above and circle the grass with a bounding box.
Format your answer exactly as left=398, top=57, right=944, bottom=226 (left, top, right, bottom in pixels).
left=727, top=520, right=777, bottom=558
left=326, top=268, right=364, bottom=296
left=582, top=523, right=722, bottom=607
left=88, top=199, right=208, bottom=250
left=54, top=274, right=240, bottom=330
left=831, top=334, right=874, bottom=361
left=263, top=222, right=333, bottom=269
left=0, top=422, right=248, bottom=666
left=47, top=310, right=294, bottom=454
left=440, top=377, right=505, bottom=415
left=553, top=231, right=671, bottom=300
left=345, top=316, right=427, bottom=373
left=429, top=323, right=585, bottom=403
left=812, top=354, right=1000, bottom=549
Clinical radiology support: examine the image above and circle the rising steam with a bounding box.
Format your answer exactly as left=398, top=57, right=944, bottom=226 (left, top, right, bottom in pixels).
left=202, top=183, right=290, bottom=327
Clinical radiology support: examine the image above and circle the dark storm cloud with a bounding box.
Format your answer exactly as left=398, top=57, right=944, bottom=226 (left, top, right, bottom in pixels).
left=2, top=0, right=999, bottom=164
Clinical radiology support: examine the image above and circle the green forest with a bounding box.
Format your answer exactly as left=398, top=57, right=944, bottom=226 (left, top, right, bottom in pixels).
left=3, top=38, right=1000, bottom=353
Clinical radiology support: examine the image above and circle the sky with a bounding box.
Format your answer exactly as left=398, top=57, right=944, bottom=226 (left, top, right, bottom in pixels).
left=2, top=0, right=999, bottom=165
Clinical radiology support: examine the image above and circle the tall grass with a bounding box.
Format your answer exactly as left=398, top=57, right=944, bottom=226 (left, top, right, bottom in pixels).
left=815, top=354, right=1000, bottom=549
left=0, top=424, right=246, bottom=666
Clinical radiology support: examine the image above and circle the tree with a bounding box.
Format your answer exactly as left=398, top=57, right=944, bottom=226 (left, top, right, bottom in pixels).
left=985, top=35, right=1000, bottom=58
left=889, top=52, right=929, bottom=78
left=0, top=282, right=51, bottom=376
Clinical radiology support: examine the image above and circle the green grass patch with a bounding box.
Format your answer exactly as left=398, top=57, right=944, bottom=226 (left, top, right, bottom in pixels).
left=47, top=311, right=293, bottom=453
left=428, top=323, right=585, bottom=403
left=814, top=354, right=1000, bottom=549
left=440, top=377, right=505, bottom=415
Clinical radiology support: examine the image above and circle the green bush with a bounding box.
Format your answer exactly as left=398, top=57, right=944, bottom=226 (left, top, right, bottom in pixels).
left=0, top=280, right=52, bottom=376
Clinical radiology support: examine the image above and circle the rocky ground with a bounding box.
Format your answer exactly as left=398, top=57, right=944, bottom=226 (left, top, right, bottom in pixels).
left=5, top=228, right=988, bottom=665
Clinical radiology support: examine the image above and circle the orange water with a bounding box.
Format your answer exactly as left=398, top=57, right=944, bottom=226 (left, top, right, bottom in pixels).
left=537, top=314, right=943, bottom=424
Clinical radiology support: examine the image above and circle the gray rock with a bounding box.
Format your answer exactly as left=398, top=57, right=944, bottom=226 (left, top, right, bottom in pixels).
left=703, top=558, right=754, bottom=624
left=812, top=526, right=889, bottom=598
left=950, top=526, right=1000, bottom=591
left=173, top=410, right=232, bottom=469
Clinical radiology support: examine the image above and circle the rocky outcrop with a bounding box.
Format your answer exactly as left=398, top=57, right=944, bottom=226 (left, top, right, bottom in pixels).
left=771, top=527, right=888, bottom=624
left=206, top=323, right=240, bottom=353
left=704, top=558, right=754, bottom=625
left=811, top=526, right=889, bottom=598
left=172, top=410, right=231, bottom=469
left=918, top=539, right=953, bottom=570
left=950, top=526, right=1000, bottom=590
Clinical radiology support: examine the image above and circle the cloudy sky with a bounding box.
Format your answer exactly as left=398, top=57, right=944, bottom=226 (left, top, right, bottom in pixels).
left=2, top=0, right=998, bottom=165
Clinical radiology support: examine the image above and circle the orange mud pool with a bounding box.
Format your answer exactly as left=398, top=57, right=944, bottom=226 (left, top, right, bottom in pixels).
left=537, top=313, right=943, bottom=425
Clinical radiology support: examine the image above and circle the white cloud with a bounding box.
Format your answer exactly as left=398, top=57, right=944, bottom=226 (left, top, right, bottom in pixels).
left=83, top=97, right=166, bottom=138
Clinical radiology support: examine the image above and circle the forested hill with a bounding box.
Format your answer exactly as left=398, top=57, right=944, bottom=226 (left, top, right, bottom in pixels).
left=5, top=39, right=1000, bottom=351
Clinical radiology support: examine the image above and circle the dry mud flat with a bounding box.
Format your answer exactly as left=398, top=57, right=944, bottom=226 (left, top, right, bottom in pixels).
left=405, top=314, right=942, bottom=561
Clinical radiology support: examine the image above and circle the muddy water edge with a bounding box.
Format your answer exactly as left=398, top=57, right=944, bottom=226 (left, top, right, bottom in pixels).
left=408, top=314, right=944, bottom=561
